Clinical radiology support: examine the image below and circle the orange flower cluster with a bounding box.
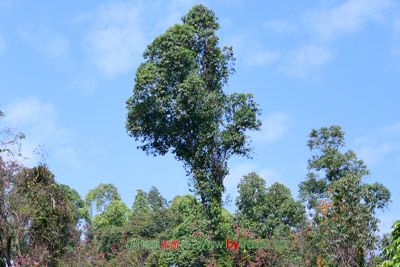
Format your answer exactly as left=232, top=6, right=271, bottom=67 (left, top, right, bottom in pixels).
left=289, top=232, right=298, bottom=248
left=317, top=255, right=323, bottom=267
left=319, top=199, right=333, bottom=216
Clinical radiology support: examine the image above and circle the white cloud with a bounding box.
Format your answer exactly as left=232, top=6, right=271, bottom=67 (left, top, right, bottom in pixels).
left=280, top=45, right=333, bottom=78
left=83, top=1, right=146, bottom=77
left=3, top=97, right=78, bottom=167
left=72, top=0, right=196, bottom=87
left=67, top=0, right=199, bottom=94
left=245, top=48, right=280, bottom=66
left=354, top=122, right=400, bottom=166
left=271, top=0, right=393, bottom=78
left=235, top=0, right=393, bottom=76
left=253, top=111, right=291, bottom=144
left=264, top=19, right=297, bottom=34
left=305, top=0, right=393, bottom=42
left=19, top=28, right=70, bottom=59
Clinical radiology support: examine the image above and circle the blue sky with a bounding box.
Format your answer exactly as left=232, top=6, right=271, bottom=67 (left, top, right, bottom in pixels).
left=1, top=0, right=399, bottom=234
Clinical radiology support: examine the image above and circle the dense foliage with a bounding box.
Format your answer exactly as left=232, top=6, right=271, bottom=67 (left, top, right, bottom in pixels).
left=380, top=220, right=400, bottom=267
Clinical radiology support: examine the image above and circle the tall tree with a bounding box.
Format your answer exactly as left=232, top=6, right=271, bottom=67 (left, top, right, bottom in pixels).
left=125, top=4, right=261, bottom=245
left=299, top=126, right=391, bottom=266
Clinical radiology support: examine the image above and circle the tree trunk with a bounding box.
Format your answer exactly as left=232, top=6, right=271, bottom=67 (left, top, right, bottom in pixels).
left=5, top=237, right=11, bottom=267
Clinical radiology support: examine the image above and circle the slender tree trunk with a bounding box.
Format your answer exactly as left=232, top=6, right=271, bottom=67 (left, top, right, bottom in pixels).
left=5, top=237, right=11, bottom=267
left=15, top=230, right=21, bottom=257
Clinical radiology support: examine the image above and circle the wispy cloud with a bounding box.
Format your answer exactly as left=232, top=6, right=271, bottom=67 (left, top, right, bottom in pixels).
left=252, top=111, right=291, bottom=145
left=245, top=48, right=280, bottom=66
left=83, top=1, right=146, bottom=77
left=354, top=122, right=400, bottom=166
left=305, top=0, right=393, bottom=42
left=258, top=0, right=394, bottom=78
left=263, top=19, right=298, bottom=35
left=3, top=97, right=79, bottom=168
left=80, top=0, right=196, bottom=78
left=280, top=45, right=333, bottom=78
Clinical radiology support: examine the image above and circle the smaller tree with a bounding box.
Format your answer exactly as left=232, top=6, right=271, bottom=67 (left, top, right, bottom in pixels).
left=148, top=186, right=167, bottom=211
left=380, top=220, right=400, bottom=267
left=92, top=199, right=129, bottom=230
left=84, top=184, right=124, bottom=261
left=13, top=165, right=80, bottom=265
left=59, top=184, right=90, bottom=224
left=131, top=189, right=151, bottom=215
left=0, top=112, right=24, bottom=266
left=128, top=188, right=170, bottom=239
left=299, top=125, right=391, bottom=266
left=91, top=199, right=130, bottom=260
left=235, top=172, right=306, bottom=266
left=85, top=183, right=121, bottom=216
left=235, top=172, right=268, bottom=236
left=142, top=193, right=234, bottom=266
left=236, top=172, right=305, bottom=238
left=0, top=154, right=23, bottom=266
